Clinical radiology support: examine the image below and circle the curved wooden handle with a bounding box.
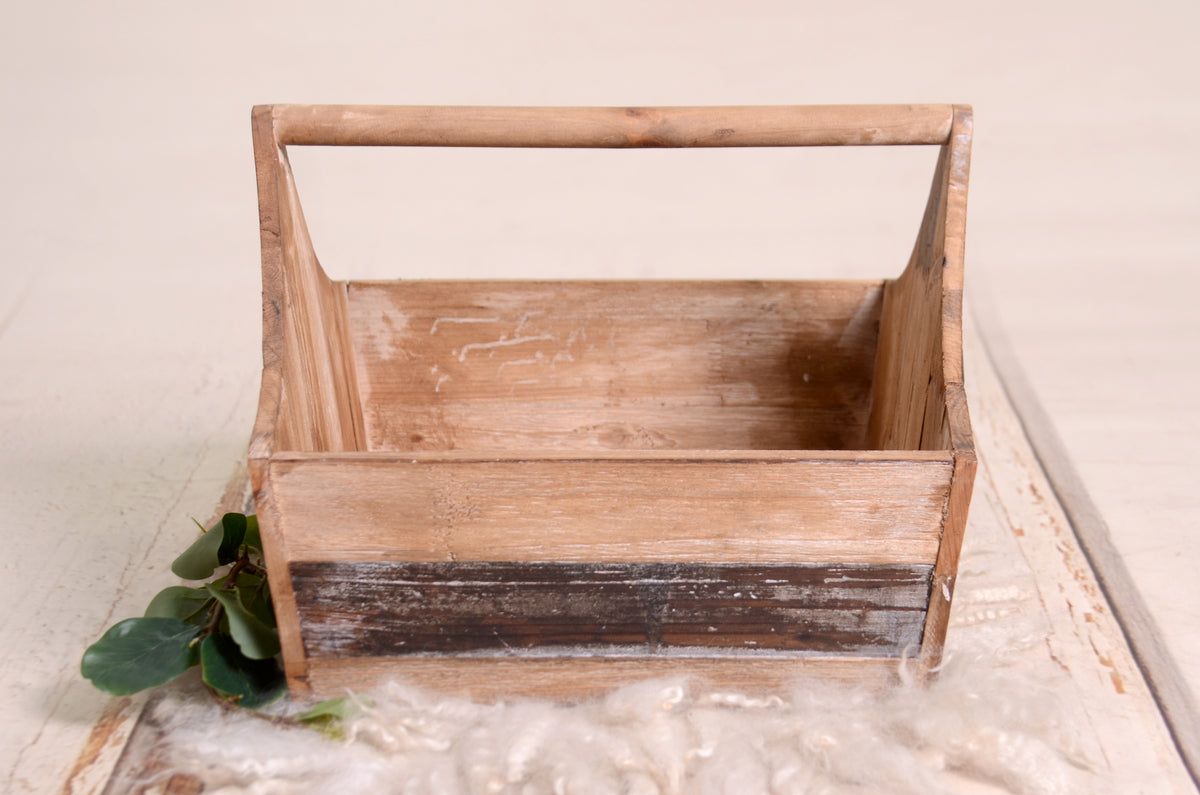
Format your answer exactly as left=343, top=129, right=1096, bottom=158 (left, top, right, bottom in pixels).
left=261, top=104, right=957, bottom=148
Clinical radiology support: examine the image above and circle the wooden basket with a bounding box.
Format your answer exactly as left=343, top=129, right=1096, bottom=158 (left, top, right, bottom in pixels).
left=249, top=104, right=976, bottom=698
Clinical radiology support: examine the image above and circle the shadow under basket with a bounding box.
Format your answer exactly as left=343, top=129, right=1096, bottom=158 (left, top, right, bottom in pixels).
left=249, top=104, right=977, bottom=699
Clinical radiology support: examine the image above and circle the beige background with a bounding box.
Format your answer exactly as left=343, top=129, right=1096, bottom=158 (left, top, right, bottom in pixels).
left=2, top=2, right=1197, bottom=789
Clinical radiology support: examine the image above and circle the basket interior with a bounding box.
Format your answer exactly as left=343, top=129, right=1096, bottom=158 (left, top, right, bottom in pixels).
left=343, top=279, right=886, bottom=453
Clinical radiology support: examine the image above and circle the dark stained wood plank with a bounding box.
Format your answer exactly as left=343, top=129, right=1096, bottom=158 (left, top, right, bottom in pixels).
left=291, top=561, right=932, bottom=657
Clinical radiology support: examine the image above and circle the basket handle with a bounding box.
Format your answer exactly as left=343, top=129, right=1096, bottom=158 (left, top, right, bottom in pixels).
left=263, top=104, right=955, bottom=148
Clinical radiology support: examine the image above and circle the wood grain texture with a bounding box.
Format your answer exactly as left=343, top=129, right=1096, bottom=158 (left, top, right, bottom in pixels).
left=266, top=452, right=954, bottom=565
left=958, top=317, right=1197, bottom=791
left=85, top=325, right=1196, bottom=788
left=291, top=561, right=931, bottom=656
left=346, top=280, right=883, bottom=452
left=865, top=106, right=972, bottom=457
left=274, top=149, right=365, bottom=455
left=939, top=106, right=975, bottom=457
left=249, top=104, right=976, bottom=695
left=919, top=452, right=976, bottom=669
left=300, top=656, right=907, bottom=700
left=866, top=143, right=949, bottom=452
left=249, top=105, right=286, bottom=467
left=976, top=298, right=1200, bottom=783
left=251, top=108, right=364, bottom=460
left=917, top=106, right=976, bottom=669
left=857, top=105, right=975, bottom=670
left=265, top=104, right=955, bottom=148
left=251, top=106, right=368, bottom=681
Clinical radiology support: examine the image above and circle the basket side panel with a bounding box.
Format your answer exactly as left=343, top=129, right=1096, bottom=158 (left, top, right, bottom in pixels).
left=274, top=153, right=365, bottom=453
left=252, top=107, right=365, bottom=457
left=920, top=451, right=976, bottom=668
left=290, top=560, right=931, bottom=657
left=253, top=106, right=369, bottom=694
left=866, top=107, right=973, bottom=459
left=864, top=106, right=977, bottom=664
left=304, top=656, right=904, bottom=700
left=866, top=143, right=952, bottom=452
left=249, top=470, right=309, bottom=691
left=267, top=455, right=952, bottom=564
left=266, top=452, right=950, bottom=693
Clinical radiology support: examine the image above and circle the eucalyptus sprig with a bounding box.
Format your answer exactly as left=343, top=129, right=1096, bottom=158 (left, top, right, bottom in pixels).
left=81, top=513, right=287, bottom=709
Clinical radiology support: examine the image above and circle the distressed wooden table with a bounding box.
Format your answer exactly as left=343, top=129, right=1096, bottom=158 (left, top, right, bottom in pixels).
left=63, top=322, right=1197, bottom=794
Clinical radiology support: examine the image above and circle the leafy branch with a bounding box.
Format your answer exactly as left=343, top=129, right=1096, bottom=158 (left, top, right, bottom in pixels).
left=82, top=513, right=285, bottom=709
left=82, top=512, right=369, bottom=735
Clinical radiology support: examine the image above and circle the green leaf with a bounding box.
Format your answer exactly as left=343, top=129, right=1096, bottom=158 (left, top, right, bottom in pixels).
left=200, top=634, right=286, bottom=709
left=296, top=694, right=370, bottom=739
left=144, top=586, right=213, bottom=626
left=216, top=513, right=248, bottom=566
left=231, top=571, right=265, bottom=589
left=243, top=514, right=262, bottom=553
left=206, top=583, right=280, bottom=659
left=172, top=514, right=247, bottom=580
left=236, top=578, right=277, bottom=629
left=171, top=519, right=222, bottom=580
left=297, top=694, right=369, bottom=723
left=81, top=617, right=201, bottom=696
left=295, top=696, right=369, bottom=739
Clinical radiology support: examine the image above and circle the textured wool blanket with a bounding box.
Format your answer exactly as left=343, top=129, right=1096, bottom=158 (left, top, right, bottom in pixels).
left=142, top=646, right=1100, bottom=795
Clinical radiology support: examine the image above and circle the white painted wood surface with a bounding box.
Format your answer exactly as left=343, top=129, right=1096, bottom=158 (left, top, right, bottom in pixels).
left=1, top=2, right=1197, bottom=791
left=59, top=316, right=1199, bottom=792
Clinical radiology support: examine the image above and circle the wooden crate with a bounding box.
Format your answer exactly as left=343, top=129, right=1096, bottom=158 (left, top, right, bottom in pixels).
left=249, top=104, right=976, bottom=699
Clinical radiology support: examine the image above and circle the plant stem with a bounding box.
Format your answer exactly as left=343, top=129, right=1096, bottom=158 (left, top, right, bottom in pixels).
left=203, top=683, right=309, bottom=729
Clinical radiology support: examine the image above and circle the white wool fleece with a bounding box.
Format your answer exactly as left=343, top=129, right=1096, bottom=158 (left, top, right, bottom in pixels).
left=152, top=650, right=1101, bottom=795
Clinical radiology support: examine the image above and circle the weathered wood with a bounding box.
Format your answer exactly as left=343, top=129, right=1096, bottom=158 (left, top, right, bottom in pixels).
left=976, top=298, right=1200, bottom=782
left=83, top=324, right=1198, bottom=791
left=273, top=148, right=365, bottom=454
left=252, top=105, right=368, bottom=683
left=252, top=110, right=363, bottom=458
left=856, top=105, right=975, bottom=670
left=248, top=104, right=977, bottom=694
left=939, top=106, right=975, bottom=456
left=866, top=107, right=972, bottom=456
left=866, top=139, right=949, bottom=452
left=291, top=561, right=932, bottom=656
left=916, top=107, right=976, bottom=669
left=920, top=452, right=976, bottom=668
left=265, top=452, right=954, bottom=565
left=300, top=656, right=906, bottom=700
left=346, top=280, right=884, bottom=452
left=266, top=104, right=955, bottom=148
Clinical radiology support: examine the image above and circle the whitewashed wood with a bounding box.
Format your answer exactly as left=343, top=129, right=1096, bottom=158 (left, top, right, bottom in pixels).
left=68, top=324, right=1197, bottom=791
left=959, top=315, right=1196, bottom=792
left=56, top=697, right=148, bottom=795
left=976, top=297, right=1200, bottom=783
left=20, top=436, right=263, bottom=795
